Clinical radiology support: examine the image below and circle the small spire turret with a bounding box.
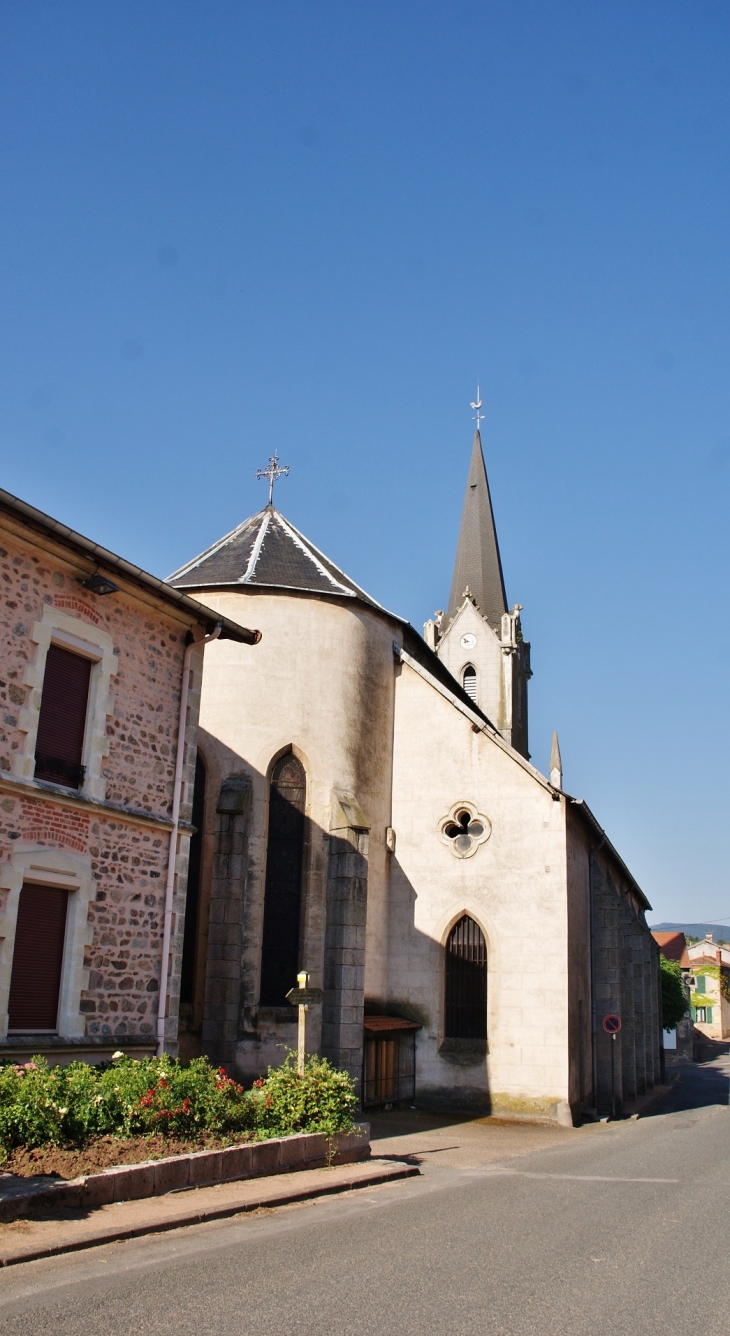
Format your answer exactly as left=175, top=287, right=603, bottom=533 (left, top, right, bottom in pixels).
left=550, top=732, right=562, bottom=789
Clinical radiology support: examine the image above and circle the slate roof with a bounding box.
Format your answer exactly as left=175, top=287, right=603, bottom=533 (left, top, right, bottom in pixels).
left=446, top=430, right=508, bottom=632
left=168, top=506, right=384, bottom=609
left=169, top=504, right=497, bottom=727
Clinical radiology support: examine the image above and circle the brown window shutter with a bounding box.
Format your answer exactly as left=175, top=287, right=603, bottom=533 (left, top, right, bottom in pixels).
left=8, top=884, right=69, bottom=1031
left=34, top=644, right=92, bottom=788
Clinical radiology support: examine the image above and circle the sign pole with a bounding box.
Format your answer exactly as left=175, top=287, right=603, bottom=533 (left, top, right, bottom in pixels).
left=611, top=1034, right=616, bottom=1120
left=285, top=976, right=323, bottom=1075
left=297, top=971, right=308, bottom=1076
left=602, top=1014, right=621, bottom=1120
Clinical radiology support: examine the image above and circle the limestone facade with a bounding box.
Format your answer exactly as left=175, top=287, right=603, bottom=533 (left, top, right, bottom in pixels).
left=171, top=464, right=661, bottom=1122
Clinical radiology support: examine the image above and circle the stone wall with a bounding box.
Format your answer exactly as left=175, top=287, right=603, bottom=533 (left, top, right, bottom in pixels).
left=591, top=852, right=661, bottom=1114
left=201, top=773, right=252, bottom=1066
left=183, top=589, right=395, bottom=1084
left=0, top=530, right=190, bottom=814
left=321, top=799, right=369, bottom=1089
left=0, top=512, right=205, bottom=1053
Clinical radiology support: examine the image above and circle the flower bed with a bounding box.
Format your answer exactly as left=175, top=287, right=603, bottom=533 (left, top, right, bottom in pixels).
left=2, top=1133, right=238, bottom=1181
left=0, top=1051, right=357, bottom=1165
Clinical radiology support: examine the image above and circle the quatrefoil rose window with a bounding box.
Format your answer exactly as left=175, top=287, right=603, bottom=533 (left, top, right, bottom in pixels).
left=439, top=802, right=492, bottom=858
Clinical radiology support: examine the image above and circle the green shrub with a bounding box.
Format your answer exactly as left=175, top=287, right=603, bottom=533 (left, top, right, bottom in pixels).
left=250, top=1052, right=357, bottom=1139
left=0, top=1050, right=356, bottom=1157
left=660, top=954, right=688, bottom=1030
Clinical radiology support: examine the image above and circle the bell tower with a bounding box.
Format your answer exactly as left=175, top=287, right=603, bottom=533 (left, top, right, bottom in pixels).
left=424, top=414, right=531, bottom=758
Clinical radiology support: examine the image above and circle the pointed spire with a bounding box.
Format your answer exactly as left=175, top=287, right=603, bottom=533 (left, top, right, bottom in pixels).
left=549, top=732, right=562, bottom=789
left=446, top=429, right=508, bottom=630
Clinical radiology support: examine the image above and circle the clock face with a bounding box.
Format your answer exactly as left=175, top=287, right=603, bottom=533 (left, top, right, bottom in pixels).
left=460, top=633, right=477, bottom=649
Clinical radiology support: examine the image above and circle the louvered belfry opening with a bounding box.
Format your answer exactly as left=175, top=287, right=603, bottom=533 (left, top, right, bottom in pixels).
left=34, top=643, right=92, bottom=789
left=462, top=665, right=477, bottom=704
left=445, top=915, right=488, bottom=1039
left=259, top=753, right=306, bottom=1006
left=8, top=884, right=69, bottom=1031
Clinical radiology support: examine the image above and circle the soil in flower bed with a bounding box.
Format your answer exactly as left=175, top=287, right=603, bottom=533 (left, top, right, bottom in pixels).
left=1, top=1132, right=252, bottom=1181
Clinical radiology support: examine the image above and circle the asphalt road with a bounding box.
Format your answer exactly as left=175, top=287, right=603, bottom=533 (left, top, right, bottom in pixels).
left=1, top=1057, right=728, bottom=1336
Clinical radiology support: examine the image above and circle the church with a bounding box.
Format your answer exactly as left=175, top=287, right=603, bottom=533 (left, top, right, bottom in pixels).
left=170, top=421, right=662, bottom=1124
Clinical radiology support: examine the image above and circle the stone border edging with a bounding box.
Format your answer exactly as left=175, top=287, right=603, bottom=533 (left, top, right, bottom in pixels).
left=0, top=1160, right=419, bottom=1268
left=0, top=1123, right=370, bottom=1224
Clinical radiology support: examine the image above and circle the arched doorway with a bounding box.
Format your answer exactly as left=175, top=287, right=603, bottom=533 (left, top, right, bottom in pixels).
left=259, top=753, right=306, bottom=1005
left=445, top=915, right=488, bottom=1039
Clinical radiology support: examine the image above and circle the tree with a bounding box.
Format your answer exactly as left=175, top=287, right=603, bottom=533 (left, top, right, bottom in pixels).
left=660, top=954, right=687, bottom=1030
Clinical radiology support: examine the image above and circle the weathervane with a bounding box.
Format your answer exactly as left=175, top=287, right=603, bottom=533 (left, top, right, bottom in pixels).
left=470, top=385, right=484, bottom=432
left=256, top=452, right=290, bottom=505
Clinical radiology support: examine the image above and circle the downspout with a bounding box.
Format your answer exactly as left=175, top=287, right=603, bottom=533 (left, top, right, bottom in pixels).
left=157, top=624, right=221, bottom=1055
left=589, top=832, right=605, bottom=1111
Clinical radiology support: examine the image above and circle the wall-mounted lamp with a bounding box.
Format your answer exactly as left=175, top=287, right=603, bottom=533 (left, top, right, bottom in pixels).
left=79, top=571, right=120, bottom=596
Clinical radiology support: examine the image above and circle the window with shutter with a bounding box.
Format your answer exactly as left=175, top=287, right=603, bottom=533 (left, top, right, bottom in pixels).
left=462, top=665, right=478, bottom=703
left=696, top=975, right=706, bottom=994
left=8, top=884, right=68, bottom=1031
left=34, top=644, right=92, bottom=789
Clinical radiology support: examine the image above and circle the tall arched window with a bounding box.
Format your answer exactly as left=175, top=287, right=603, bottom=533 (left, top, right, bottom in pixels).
left=259, top=753, right=306, bottom=1006
left=462, top=665, right=477, bottom=703
left=445, top=915, right=487, bottom=1039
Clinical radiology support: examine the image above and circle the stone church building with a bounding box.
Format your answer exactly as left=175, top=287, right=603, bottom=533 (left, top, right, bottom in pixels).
left=170, top=428, right=662, bottom=1123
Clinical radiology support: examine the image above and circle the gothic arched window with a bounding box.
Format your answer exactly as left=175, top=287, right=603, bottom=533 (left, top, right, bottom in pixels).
left=259, top=753, right=306, bottom=1006
left=445, top=915, right=487, bottom=1039
left=462, top=665, right=477, bottom=703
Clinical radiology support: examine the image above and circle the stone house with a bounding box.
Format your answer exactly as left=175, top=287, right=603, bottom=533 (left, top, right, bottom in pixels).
left=168, top=427, right=662, bottom=1124
left=0, top=487, right=259, bottom=1065
left=686, top=936, right=730, bottom=1040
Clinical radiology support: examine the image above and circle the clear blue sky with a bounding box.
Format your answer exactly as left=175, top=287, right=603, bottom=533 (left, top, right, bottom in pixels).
left=1, top=2, right=728, bottom=925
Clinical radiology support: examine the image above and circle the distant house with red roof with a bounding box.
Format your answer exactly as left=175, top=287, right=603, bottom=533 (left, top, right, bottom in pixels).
left=652, top=931, right=690, bottom=968
left=685, top=936, right=730, bottom=1040
left=652, top=931, right=693, bottom=1058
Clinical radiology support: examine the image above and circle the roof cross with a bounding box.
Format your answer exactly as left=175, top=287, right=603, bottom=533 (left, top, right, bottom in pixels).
left=470, top=385, right=484, bottom=432
left=256, top=452, right=290, bottom=505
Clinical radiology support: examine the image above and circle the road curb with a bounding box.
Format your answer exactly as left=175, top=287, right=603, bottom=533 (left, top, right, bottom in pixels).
left=630, top=1074, right=680, bottom=1120
left=0, top=1161, right=419, bottom=1268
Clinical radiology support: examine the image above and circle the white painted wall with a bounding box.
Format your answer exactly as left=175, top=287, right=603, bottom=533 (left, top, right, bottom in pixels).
left=190, top=588, right=397, bottom=1071
left=389, top=658, right=572, bottom=1117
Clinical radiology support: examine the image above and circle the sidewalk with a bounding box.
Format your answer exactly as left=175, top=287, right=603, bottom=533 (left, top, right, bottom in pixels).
left=0, top=1158, right=418, bottom=1268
